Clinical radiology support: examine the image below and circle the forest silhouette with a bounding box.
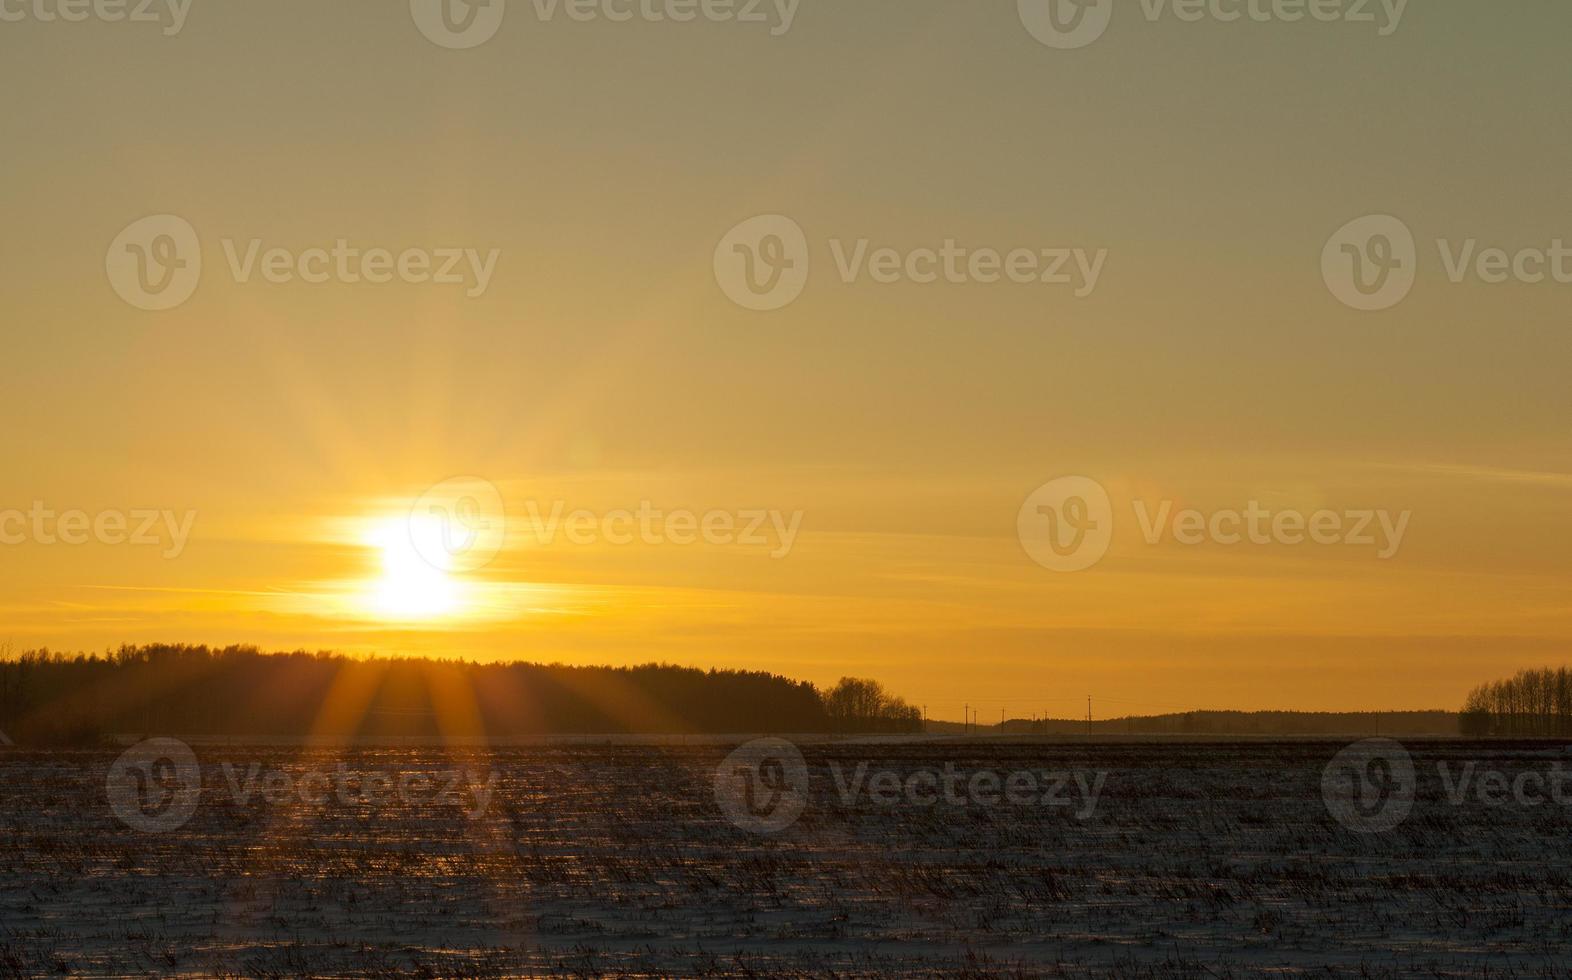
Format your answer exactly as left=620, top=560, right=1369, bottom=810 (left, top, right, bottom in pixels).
left=1461, top=667, right=1572, bottom=736
left=3, top=645, right=1557, bottom=745
left=0, top=644, right=922, bottom=745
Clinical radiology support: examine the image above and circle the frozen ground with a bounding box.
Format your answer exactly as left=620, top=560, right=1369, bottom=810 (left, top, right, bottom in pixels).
left=1, top=739, right=1569, bottom=977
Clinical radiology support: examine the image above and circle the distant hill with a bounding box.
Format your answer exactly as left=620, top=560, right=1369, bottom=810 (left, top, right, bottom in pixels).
left=928, top=710, right=1458, bottom=737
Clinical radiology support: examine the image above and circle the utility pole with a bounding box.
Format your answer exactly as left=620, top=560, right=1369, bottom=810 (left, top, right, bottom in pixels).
left=1086, top=695, right=1092, bottom=738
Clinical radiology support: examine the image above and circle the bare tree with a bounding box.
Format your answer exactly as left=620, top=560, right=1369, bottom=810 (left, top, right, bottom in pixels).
left=1461, top=667, right=1572, bottom=736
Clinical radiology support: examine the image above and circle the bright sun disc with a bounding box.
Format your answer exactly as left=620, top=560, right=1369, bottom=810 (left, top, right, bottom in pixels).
left=365, top=516, right=463, bottom=621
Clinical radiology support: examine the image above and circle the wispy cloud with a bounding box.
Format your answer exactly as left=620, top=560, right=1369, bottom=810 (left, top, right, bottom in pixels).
left=1375, top=462, right=1572, bottom=489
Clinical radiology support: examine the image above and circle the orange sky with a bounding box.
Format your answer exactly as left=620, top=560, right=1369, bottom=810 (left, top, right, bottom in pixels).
left=3, top=3, right=1570, bottom=719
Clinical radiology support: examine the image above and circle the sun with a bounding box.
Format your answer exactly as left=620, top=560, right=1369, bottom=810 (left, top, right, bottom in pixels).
left=364, top=516, right=463, bottom=621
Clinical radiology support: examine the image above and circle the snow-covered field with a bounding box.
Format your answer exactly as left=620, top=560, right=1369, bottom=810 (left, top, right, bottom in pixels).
left=1, top=739, right=1568, bottom=977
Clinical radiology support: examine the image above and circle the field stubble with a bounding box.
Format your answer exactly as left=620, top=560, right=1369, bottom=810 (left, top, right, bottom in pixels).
left=0, top=740, right=1568, bottom=977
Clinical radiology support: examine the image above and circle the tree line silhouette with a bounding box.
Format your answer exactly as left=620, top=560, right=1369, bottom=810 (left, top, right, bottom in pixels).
left=0, top=645, right=923, bottom=745
left=820, top=676, right=922, bottom=731
left=1460, top=667, right=1572, bottom=736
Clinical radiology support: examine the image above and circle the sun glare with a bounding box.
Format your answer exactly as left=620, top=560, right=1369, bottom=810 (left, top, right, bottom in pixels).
left=364, top=516, right=463, bottom=621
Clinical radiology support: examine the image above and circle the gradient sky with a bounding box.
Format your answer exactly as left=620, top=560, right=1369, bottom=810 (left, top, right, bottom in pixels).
left=3, top=1, right=1570, bottom=718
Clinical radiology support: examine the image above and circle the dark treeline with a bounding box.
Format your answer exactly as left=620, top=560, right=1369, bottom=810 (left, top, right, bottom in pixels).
left=821, top=676, right=922, bottom=732
left=1461, top=667, right=1572, bottom=736
left=0, top=645, right=922, bottom=744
